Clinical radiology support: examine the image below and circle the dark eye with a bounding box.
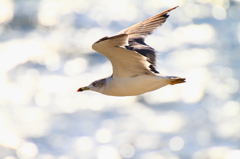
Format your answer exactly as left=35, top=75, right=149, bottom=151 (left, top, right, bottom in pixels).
left=92, top=82, right=97, bottom=86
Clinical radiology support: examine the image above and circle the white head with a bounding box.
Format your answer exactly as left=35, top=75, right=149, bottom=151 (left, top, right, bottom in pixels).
left=77, top=78, right=107, bottom=93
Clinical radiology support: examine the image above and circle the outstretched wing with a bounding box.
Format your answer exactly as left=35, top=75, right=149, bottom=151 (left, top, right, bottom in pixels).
left=92, top=34, right=155, bottom=78
left=118, top=6, right=178, bottom=73
left=118, top=6, right=178, bottom=35
left=92, top=7, right=178, bottom=77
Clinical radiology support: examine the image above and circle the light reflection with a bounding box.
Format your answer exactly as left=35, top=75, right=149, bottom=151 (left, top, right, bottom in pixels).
left=207, top=78, right=233, bottom=100
left=73, top=0, right=89, bottom=14
left=5, top=88, right=28, bottom=105
left=120, top=144, right=135, bottom=158
left=222, top=101, right=240, bottom=117
left=95, top=128, right=112, bottom=144
left=173, top=24, right=215, bottom=45
left=45, top=54, right=61, bottom=71
left=73, top=136, right=94, bottom=151
left=144, top=86, right=181, bottom=104
left=39, top=75, right=70, bottom=92
left=35, top=91, right=50, bottom=107
left=97, top=145, right=120, bottom=159
left=226, top=78, right=239, bottom=94
left=212, top=6, right=227, bottom=20
left=0, top=126, right=21, bottom=149
left=88, top=95, right=106, bottom=111
left=0, top=0, right=239, bottom=159
left=184, top=3, right=200, bottom=18
left=156, top=111, right=185, bottom=133
left=192, top=151, right=207, bottom=159
left=38, top=154, right=55, bottom=159
left=169, top=136, right=185, bottom=151
left=169, top=48, right=215, bottom=70
left=13, top=107, right=50, bottom=138
left=0, top=0, right=14, bottom=23
left=181, top=77, right=204, bottom=103
left=216, top=121, right=240, bottom=138
left=194, top=148, right=240, bottom=159
left=64, top=58, right=88, bottom=76
left=197, top=0, right=211, bottom=3
left=226, top=150, right=240, bottom=159
left=58, top=156, right=69, bottom=159
left=47, top=134, right=66, bottom=148
left=140, top=151, right=178, bottom=159
left=135, top=134, right=160, bottom=149
left=197, top=5, right=211, bottom=18
left=55, top=92, right=80, bottom=113
left=229, top=6, right=240, bottom=20
left=196, top=131, right=211, bottom=145
left=4, top=156, right=17, bottom=159
left=16, top=142, right=38, bottom=158
left=101, top=119, right=116, bottom=132
left=38, top=0, right=89, bottom=26
left=96, top=13, right=112, bottom=27
left=208, top=147, right=229, bottom=159
left=192, top=109, right=207, bottom=124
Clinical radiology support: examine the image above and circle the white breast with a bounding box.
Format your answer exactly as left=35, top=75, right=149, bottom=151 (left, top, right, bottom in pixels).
left=101, top=75, right=169, bottom=96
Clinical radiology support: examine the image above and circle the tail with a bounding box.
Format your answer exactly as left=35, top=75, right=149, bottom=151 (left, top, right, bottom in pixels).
left=169, top=77, right=186, bottom=85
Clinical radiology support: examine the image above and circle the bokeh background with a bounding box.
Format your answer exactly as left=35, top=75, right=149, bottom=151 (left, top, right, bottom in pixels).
left=1, top=0, right=240, bottom=159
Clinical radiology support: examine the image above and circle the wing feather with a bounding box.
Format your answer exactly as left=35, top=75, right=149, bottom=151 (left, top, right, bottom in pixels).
left=91, top=7, right=178, bottom=77
left=118, top=6, right=178, bottom=35
left=117, top=6, right=178, bottom=73
left=92, top=34, right=154, bottom=78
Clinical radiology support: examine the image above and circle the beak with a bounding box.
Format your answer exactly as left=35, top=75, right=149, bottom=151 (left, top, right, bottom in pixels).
left=77, top=86, right=90, bottom=92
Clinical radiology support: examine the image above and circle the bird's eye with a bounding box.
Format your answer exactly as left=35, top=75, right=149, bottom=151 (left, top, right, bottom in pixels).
left=92, top=82, right=97, bottom=86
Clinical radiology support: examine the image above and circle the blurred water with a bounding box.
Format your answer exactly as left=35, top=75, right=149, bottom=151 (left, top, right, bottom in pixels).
left=0, top=0, right=240, bottom=159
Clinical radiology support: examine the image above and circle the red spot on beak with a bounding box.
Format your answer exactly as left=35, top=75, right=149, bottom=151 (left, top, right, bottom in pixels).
left=77, top=87, right=89, bottom=92
left=77, top=88, right=83, bottom=92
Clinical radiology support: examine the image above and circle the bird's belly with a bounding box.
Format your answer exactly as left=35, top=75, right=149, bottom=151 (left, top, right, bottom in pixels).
left=107, top=76, right=168, bottom=96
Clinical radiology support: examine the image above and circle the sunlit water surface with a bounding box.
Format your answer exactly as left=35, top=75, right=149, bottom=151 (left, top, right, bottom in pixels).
left=0, top=0, right=240, bottom=159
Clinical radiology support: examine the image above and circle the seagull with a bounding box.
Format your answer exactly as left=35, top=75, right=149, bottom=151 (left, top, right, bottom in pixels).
left=77, top=6, right=185, bottom=96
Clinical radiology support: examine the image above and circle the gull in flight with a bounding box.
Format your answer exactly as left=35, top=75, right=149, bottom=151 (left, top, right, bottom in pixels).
left=77, top=6, right=185, bottom=96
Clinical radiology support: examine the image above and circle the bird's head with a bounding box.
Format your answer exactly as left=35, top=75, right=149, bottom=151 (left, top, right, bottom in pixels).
left=77, top=78, right=107, bottom=93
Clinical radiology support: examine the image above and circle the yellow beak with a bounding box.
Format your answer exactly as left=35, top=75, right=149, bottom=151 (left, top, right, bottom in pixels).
left=77, top=86, right=90, bottom=92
